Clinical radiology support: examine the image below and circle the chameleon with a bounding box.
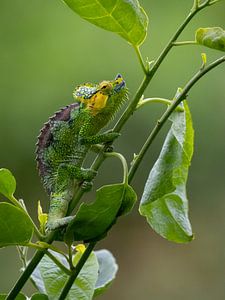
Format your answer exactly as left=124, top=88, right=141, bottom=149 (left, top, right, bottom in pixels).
left=36, top=74, right=128, bottom=230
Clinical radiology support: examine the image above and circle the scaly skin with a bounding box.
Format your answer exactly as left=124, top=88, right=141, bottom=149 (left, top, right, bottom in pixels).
left=36, top=74, right=128, bottom=230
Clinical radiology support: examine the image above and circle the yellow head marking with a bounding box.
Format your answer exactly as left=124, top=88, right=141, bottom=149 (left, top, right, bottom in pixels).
left=87, top=91, right=109, bottom=113
left=99, top=81, right=113, bottom=95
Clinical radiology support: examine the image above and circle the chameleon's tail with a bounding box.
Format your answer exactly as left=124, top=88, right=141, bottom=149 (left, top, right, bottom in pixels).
left=46, top=191, right=73, bottom=230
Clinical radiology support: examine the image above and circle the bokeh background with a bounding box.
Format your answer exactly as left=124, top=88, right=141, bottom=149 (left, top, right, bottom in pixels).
left=0, top=0, right=225, bottom=299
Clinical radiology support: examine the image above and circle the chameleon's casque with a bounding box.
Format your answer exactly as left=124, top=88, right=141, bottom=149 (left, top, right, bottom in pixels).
left=36, top=74, right=128, bottom=230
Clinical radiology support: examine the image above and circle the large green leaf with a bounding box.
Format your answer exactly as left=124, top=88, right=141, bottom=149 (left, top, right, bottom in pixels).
left=0, top=202, right=34, bottom=247
left=195, top=27, right=225, bottom=52
left=94, top=249, right=118, bottom=297
left=0, top=168, right=16, bottom=201
left=66, top=184, right=125, bottom=242
left=139, top=101, right=194, bottom=243
left=31, top=249, right=98, bottom=300
left=62, top=0, right=148, bottom=46
left=32, top=249, right=117, bottom=299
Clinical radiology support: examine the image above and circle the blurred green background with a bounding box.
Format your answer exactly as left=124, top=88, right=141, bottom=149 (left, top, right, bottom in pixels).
left=0, top=0, right=225, bottom=299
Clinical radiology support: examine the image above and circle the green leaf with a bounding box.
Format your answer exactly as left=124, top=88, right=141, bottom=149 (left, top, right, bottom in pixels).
left=66, top=184, right=125, bottom=242
left=62, top=0, right=148, bottom=46
left=31, top=294, right=49, bottom=300
left=0, top=294, right=26, bottom=300
left=0, top=202, right=34, bottom=247
left=139, top=101, right=194, bottom=243
left=31, top=250, right=98, bottom=300
left=117, top=184, right=137, bottom=216
left=0, top=168, right=16, bottom=201
left=38, top=200, right=48, bottom=234
left=94, top=249, right=118, bottom=297
left=195, top=27, right=225, bottom=52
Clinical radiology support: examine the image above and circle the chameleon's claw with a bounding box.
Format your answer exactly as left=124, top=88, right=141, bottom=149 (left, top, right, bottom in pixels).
left=84, top=169, right=97, bottom=181
left=104, top=144, right=114, bottom=152
left=81, top=181, right=93, bottom=192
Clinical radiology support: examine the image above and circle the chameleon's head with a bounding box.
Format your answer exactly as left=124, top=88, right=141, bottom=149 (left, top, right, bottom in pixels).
left=98, top=74, right=125, bottom=95
left=86, top=74, right=127, bottom=114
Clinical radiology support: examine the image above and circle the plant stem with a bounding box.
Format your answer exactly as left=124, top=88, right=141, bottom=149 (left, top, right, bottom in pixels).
left=68, top=244, right=74, bottom=270
left=105, top=152, right=129, bottom=184
left=46, top=251, right=71, bottom=275
left=137, top=97, right=184, bottom=111
left=67, top=188, right=85, bottom=215
left=134, top=46, right=148, bottom=74
left=17, top=246, right=28, bottom=270
left=128, top=56, right=225, bottom=182
left=173, top=41, right=198, bottom=46
left=58, top=242, right=96, bottom=300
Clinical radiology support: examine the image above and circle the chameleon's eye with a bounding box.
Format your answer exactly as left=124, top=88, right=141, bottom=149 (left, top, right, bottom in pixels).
left=102, top=85, right=107, bottom=89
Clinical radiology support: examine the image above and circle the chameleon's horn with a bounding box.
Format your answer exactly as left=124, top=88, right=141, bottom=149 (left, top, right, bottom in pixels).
left=115, top=73, right=123, bottom=80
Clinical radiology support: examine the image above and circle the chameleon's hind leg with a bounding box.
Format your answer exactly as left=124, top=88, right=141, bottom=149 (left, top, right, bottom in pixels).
left=46, top=163, right=97, bottom=231
left=46, top=191, right=74, bottom=231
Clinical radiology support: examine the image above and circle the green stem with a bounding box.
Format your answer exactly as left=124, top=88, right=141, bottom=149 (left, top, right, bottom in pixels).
left=67, top=186, right=85, bottom=215
left=193, top=0, right=199, bottom=10
left=105, top=152, right=129, bottom=184
left=68, top=245, right=74, bottom=270
left=16, top=246, right=28, bottom=270
left=46, top=251, right=71, bottom=275
left=134, top=45, right=148, bottom=74
left=58, top=242, right=96, bottom=300
left=35, top=242, right=71, bottom=264
left=128, top=56, right=225, bottom=182
left=173, top=41, right=198, bottom=46
left=137, top=97, right=184, bottom=111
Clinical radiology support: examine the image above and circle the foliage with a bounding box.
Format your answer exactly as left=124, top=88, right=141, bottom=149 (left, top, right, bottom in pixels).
left=0, top=0, right=224, bottom=299
left=140, top=102, right=194, bottom=243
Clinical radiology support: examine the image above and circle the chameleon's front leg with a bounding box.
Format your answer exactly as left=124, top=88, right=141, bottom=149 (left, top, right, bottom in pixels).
left=80, top=131, right=120, bottom=145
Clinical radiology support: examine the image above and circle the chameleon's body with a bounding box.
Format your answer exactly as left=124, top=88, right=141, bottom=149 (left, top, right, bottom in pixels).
left=36, top=74, right=128, bottom=230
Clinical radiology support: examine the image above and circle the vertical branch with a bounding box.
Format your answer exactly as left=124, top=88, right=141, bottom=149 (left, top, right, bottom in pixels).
left=58, top=242, right=96, bottom=300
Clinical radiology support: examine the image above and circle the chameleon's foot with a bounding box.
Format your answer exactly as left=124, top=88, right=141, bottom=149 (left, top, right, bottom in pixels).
left=104, top=144, right=114, bottom=152
left=83, top=169, right=97, bottom=181
left=104, top=131, right=121, bottom=142
left=81, top=181, right=93, bottom=192
left=46, top=216, right=73, bottom=231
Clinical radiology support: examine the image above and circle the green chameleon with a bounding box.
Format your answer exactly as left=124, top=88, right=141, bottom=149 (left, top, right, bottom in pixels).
left=36, top=74, right=128, bottom=230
